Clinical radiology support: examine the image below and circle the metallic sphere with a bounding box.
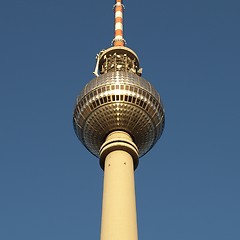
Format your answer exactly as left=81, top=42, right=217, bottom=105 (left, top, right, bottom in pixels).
left=73, top=71, right=165, bottom=158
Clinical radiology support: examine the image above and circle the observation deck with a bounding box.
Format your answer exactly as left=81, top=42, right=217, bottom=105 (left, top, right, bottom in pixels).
left=73, top=47, right=165, bottom=165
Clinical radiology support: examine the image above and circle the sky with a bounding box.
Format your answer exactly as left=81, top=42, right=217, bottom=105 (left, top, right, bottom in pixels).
left=1, top=0, right=240, bottom=239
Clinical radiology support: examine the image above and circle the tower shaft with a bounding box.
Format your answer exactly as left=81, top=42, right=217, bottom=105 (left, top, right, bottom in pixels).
left=100, top=131, right=138, bottom=240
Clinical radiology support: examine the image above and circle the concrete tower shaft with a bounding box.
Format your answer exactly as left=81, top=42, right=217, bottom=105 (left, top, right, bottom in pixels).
left=100, top=131, right=138, bottom=240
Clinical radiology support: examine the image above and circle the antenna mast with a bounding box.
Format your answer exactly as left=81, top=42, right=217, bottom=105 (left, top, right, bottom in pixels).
left=112, top=0, right=125, bottom=46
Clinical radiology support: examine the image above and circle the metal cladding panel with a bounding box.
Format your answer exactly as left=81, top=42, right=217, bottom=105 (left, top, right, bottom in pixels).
left=73, top=71, right=165, bottom=158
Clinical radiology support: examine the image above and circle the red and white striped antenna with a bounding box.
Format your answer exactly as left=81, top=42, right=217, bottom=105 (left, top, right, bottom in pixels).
left=112, top=0, right=126, bottom=46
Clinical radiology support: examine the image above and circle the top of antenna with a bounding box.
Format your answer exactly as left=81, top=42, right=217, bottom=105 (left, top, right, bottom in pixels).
left=112, top=0, right=126, bottom=46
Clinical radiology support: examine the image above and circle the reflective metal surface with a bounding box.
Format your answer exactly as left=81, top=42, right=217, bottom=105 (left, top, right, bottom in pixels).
left=73, top=71, right=165, bottom=158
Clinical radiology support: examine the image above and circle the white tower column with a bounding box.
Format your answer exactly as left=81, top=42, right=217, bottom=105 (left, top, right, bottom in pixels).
left=99, top=131, right=139, bottom=240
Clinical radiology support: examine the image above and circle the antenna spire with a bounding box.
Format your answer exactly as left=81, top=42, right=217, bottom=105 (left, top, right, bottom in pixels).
left=112, top=0, right=126, bottom=46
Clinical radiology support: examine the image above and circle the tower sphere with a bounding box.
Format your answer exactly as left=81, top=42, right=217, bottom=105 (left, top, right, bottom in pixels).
left=73, top=47, right=165, bottom=167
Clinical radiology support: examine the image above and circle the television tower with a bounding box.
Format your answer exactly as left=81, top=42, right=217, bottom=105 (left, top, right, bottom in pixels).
left=73, top=1, right=165, bottom=239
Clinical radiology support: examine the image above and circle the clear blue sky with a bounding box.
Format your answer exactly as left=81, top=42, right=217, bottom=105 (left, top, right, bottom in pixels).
left=1, top=0, right=239, bottom=239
